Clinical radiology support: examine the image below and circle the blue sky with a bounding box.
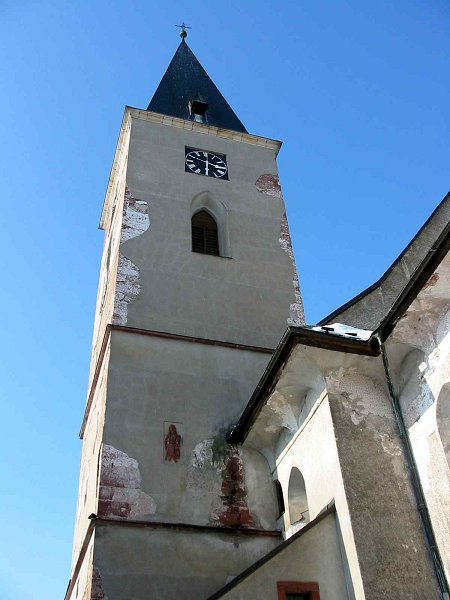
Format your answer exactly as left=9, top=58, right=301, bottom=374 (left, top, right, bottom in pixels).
left=0, top=1, right=448, bottom=598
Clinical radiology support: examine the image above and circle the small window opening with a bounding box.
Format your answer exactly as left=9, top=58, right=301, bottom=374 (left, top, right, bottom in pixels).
left=274, top=480, right=285, bottom=518
left=192, top=211, right=219, bottom=256
left=188, top=96, right=208, bottom=124
left=288, top=467, right=309, bottom=528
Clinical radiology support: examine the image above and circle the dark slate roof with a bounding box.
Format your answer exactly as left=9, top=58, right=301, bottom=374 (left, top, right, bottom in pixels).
left=147, top=39, right=247, bottom=133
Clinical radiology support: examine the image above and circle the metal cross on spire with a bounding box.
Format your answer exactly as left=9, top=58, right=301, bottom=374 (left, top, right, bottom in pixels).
left=175, top=22, right=191, bottom=39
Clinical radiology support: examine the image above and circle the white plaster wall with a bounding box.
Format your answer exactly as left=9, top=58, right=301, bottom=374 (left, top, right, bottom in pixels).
left=219, top=512, right=350, bottom=600
left=393, top=303, right=450, bottom=583
left=256, top=395, right=364, bottom=599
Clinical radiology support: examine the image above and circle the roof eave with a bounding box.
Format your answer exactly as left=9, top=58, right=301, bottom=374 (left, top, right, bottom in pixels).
left=227, top=326, right=379, bottom=445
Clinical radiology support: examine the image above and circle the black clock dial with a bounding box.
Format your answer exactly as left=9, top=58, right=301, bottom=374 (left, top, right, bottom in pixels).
left=185, top=148, right=228, bottom=179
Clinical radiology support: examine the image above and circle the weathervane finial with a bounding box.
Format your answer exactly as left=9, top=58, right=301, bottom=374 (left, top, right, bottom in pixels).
left=175, top=22, right=191, bottom=39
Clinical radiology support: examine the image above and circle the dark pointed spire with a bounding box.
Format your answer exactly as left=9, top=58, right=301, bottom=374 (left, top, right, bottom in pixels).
left=147, top=40, right=248, bottom=134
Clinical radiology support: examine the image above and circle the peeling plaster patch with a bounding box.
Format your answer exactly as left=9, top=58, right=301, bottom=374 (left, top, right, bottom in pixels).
left=186, top=439, right=221, bottom=503
left=279, top=213, right=294, bottom=259
left=113, top=255, right=141, bottom=325
left=98, top=444, right=156, bottom=520
left=280, top=212, right=304, bottom=325
left=112, top=187, right=149, bottom=325
left=255, top=173, right=282, bottom=197
left=266, top=391, right=297, bottom=432
left=255, top=174, right=305, bottom=324
left=191, top=439, right=215, bottom=470
left=327, top=369, right=394, bottom=422
left=120, top=186, right=149, bottom=243
left=379, top=432, right=402, bottom=458
left=423, top=272, right=439, bottom=290
left=91, top=567, right=107, bottom=600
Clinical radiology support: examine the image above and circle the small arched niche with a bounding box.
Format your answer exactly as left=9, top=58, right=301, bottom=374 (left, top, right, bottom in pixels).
left=190, top=192, right=230, bottom=257
left=437, top=383, right=450, bottom=467
left=288, top=467, right=309, bottom=527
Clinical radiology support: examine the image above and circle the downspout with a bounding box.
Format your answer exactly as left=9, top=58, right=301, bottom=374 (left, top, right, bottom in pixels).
left=377, top=336, right=449, bottom=600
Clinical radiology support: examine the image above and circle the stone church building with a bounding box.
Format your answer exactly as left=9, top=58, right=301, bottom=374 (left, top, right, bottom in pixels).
left=65, top=32, right=450, bottom=600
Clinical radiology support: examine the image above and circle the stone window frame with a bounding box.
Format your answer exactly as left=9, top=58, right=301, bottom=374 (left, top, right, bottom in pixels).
left=277, top=581, right=320, bottom=600
left=190, top=191, right=231, bottom=257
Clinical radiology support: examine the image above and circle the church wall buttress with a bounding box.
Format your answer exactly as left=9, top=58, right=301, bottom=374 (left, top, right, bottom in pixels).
left=326, top=361, right=441, bottom=599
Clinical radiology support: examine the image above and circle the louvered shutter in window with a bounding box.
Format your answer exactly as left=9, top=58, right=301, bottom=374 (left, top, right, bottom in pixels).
left=191, top=211, right=219, bottom=256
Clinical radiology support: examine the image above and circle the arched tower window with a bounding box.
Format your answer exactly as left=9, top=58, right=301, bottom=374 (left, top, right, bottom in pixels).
left=288, top=467, right=309, bottom=527
left=191, top=210, right=219, bottom=256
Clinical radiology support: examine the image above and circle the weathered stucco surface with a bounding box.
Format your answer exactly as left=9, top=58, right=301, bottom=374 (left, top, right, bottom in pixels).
left=217, top=512, right=350, bottom=600
left=117, top=115, right=302, bottom=348
left=103, top=330, right=276, bottom=530
left=69, top=109, right=305, bottom=599
left=387, top=252, right=450, bottom=584
left=92, top=525, right=278, bottom=600
left=255, top=173, right=305, bottom=325
left=244, top=341, right=443, bottom=599
left=327, top=367, right=439, bottom=599
left=113, top=187, right=150, bottom=326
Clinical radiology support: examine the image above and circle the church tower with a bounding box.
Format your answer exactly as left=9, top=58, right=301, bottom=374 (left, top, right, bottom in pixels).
left=66, top=31, right=303, bottom=600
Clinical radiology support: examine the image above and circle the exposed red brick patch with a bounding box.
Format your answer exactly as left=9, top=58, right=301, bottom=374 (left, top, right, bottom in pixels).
left=279, top=212, right=294, bottom=261
left=91, top=567, right=107, bottom=600
left=255, top=174, right=282, bottom=198
left=279, top=213, right=305, bottom=324
left=97, top=445, right=156, bottom=520
left=98, top=485, right=131, bottom=519
left=423, top=272, right=439, bottom=289
left=216, top=446, right=253, bottom=527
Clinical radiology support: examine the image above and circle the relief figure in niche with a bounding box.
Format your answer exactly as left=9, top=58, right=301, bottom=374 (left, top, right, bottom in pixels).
left=165, top=424, right=181, bottom=462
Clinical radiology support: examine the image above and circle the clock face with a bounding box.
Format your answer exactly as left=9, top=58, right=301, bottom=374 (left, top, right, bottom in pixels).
left=185, top=148, right=228, bottom=179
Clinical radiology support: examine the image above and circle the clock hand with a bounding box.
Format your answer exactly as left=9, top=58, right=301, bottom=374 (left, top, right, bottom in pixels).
left=190, top=157, right=224, bottom=168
